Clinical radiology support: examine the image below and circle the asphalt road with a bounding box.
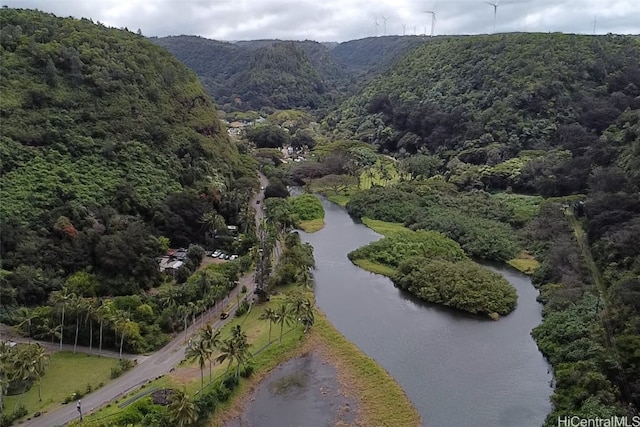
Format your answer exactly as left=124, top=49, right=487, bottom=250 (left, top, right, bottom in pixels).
left=22, top=173, right=269, bottom=427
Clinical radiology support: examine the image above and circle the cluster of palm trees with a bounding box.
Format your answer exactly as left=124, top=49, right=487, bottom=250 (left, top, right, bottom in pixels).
left=185, top=324, right=249, bottom=392
left=0, top=342, right=49, bottom=415
left=15, top=288, right=137, bottom=360
left=260, top=292, right=315, bottom=344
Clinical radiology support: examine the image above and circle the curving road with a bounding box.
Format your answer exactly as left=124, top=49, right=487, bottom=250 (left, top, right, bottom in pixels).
left=23, top=174, right=269, bottom=427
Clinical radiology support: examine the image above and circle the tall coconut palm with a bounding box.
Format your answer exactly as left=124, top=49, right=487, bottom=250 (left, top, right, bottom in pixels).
left=30, top=344, right=49, bottom=401
left=49, top=286, right=76, bottom=351
left=275, top=303, right=294, bottom=345
left=70, top=294, right=85, bottom=355
left=185, top=339, right=210, bottom=391
left=39, top=316, right=61, bottom=355
left=96, top=299, right=114, bottom=357
left=113, top=310, right=131, bottom=360
left=177, top=305, right=189, bottom=342
left=259, top=307, right=278, bottom=343
left=84, top=298, right=98, bottom=355
left=16, top=307, right=39, bottom=344
left=295, top=267, right=313, bottom=291
left=198, top=325, right=220, bottom=383
left=215, top=325, right=250, bottom=378
left=167, top=388, right=199, bottom=427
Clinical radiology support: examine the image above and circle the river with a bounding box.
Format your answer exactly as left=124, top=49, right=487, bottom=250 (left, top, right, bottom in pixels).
left=298, top=197, right=553, bottom=427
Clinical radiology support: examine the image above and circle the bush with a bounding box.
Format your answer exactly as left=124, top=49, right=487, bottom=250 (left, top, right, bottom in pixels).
left=110, top=358, right=135, bottom=379
left=239, top=363, right=254, bottom=378
left=214, top=383, right=231, bottom=402
left=235, top=298, right=250, bottom=317
left=222, top=374, right=239, bottom=390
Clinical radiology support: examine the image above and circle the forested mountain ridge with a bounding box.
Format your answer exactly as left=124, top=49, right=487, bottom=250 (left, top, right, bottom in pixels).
left=0, top=9, right=257, bottom=302
left=153, top=36, right=335, bottom=112
left=152, top=35, right=428, bottom=112
left=326, top=32, right=640, bottom=423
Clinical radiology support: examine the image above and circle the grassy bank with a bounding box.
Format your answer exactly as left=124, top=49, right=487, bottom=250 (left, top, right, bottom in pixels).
left=312, top=312, right=421, bottom=427
left=297, top=218, right=324, bottom=233
left=507, top=251, right=541, bottom=275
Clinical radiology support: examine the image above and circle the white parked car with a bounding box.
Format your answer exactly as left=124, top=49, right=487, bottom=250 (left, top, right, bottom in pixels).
left=230, top=255, right=238, bottom=260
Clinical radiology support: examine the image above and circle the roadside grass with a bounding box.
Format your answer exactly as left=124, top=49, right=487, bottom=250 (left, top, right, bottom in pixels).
left=5, top=352, right=120, bottom=418
left=313, top=312, right=421, bottom=427
left=507, top=251, right=541, bottom=275
left=297, top=218, right=324, bottom=233
left=361, top=217, right=410, bottom=236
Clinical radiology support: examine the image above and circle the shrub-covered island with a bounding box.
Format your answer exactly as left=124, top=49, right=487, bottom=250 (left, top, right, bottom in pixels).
left=348, top=225, right=517, bottom=319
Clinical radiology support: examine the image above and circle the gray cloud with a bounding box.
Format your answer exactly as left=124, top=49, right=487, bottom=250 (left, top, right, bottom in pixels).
left=3, top=0, right=639, bottom=41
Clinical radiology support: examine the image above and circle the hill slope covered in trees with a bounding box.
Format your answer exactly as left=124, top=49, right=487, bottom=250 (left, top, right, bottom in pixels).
left=327, top=33, right=640, bottom=424
left=152, top=35, right=428, bottom=112
left=153, top=36, right=334, bottom=112
left=0, top=9, right=257, bottom=302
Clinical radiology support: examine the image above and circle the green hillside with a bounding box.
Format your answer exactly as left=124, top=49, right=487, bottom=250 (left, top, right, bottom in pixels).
left=0, top=9, right=257, bottom=301
left=325, top=33, right=640, bottom=424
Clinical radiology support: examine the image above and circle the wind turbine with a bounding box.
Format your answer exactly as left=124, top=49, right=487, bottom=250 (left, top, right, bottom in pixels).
left=402, top=23, right=406, bottom=36
left=486, top=0, right=499, bottom=33
left=592, top=15, right=597, bottom=34
left=423, top=10, right=436, bottom=37
left=423, top=1, right=438, bottom=37
left=381, top=15, right=389, bottom=36
left=374, top=17, right=380, bottom=36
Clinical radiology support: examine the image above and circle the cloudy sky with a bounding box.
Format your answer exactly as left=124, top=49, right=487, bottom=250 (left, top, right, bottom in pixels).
left=4, top=0, right=639, bottom=42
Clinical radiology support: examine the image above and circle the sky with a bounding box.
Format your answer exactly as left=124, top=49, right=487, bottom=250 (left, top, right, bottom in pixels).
left=3, top=0, right=639, bottom=42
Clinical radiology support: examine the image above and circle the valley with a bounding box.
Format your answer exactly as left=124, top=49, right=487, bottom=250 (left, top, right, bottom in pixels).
left=1, top=6, right=639, bottom=427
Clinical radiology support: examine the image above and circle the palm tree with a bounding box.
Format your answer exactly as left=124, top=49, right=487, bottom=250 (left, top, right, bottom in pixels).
left=84, top=298, right=98, bottom=355
left=198, top=325, right=221, bottom=383
left=298, top=299, right=315, bottom=333
left=215, top=325, right=250, bottom=378
left=49, top=286, right=76, bottom=351
left=167, top=388, right=199, bottom=427
left=275, top=304, right=294, bottom=346
left=70, top=294, right=85, bottom=355
left=16, top=307, right=39, bottom=344
left=259, top=307, right=278, bottom=343
left=96, top=299, right=114, bottom=357
left=39, top=317, right=61, bottom=355
left=113, top=310, right=131, bottom=360
left=177, top=305, right=189, bottom=342
left=295, top=267, right=313, bottom=291
left=30, top=344, right=49, bottom=402
left=185, top=339, right=210, bottom=391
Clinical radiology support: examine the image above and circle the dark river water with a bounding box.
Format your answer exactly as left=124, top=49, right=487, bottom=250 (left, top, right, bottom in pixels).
left=299, top=197, right=552, bottom=427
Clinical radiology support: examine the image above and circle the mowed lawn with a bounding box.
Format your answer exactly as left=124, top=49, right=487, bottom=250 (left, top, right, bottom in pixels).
left=4, top=352, right=121, bottom=417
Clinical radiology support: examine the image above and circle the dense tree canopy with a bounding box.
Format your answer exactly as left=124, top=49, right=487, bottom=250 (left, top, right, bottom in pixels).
left=0, top=9, right=257, bottom=304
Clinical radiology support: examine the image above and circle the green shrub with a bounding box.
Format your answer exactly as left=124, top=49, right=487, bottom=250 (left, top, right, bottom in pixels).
left=239, top=363, right=254, bottom=378
left=214, top=383, right=231, bottom=402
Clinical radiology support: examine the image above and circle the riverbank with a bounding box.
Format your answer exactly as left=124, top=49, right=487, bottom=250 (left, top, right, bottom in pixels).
left=215, top=304, right=420, bottom=427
